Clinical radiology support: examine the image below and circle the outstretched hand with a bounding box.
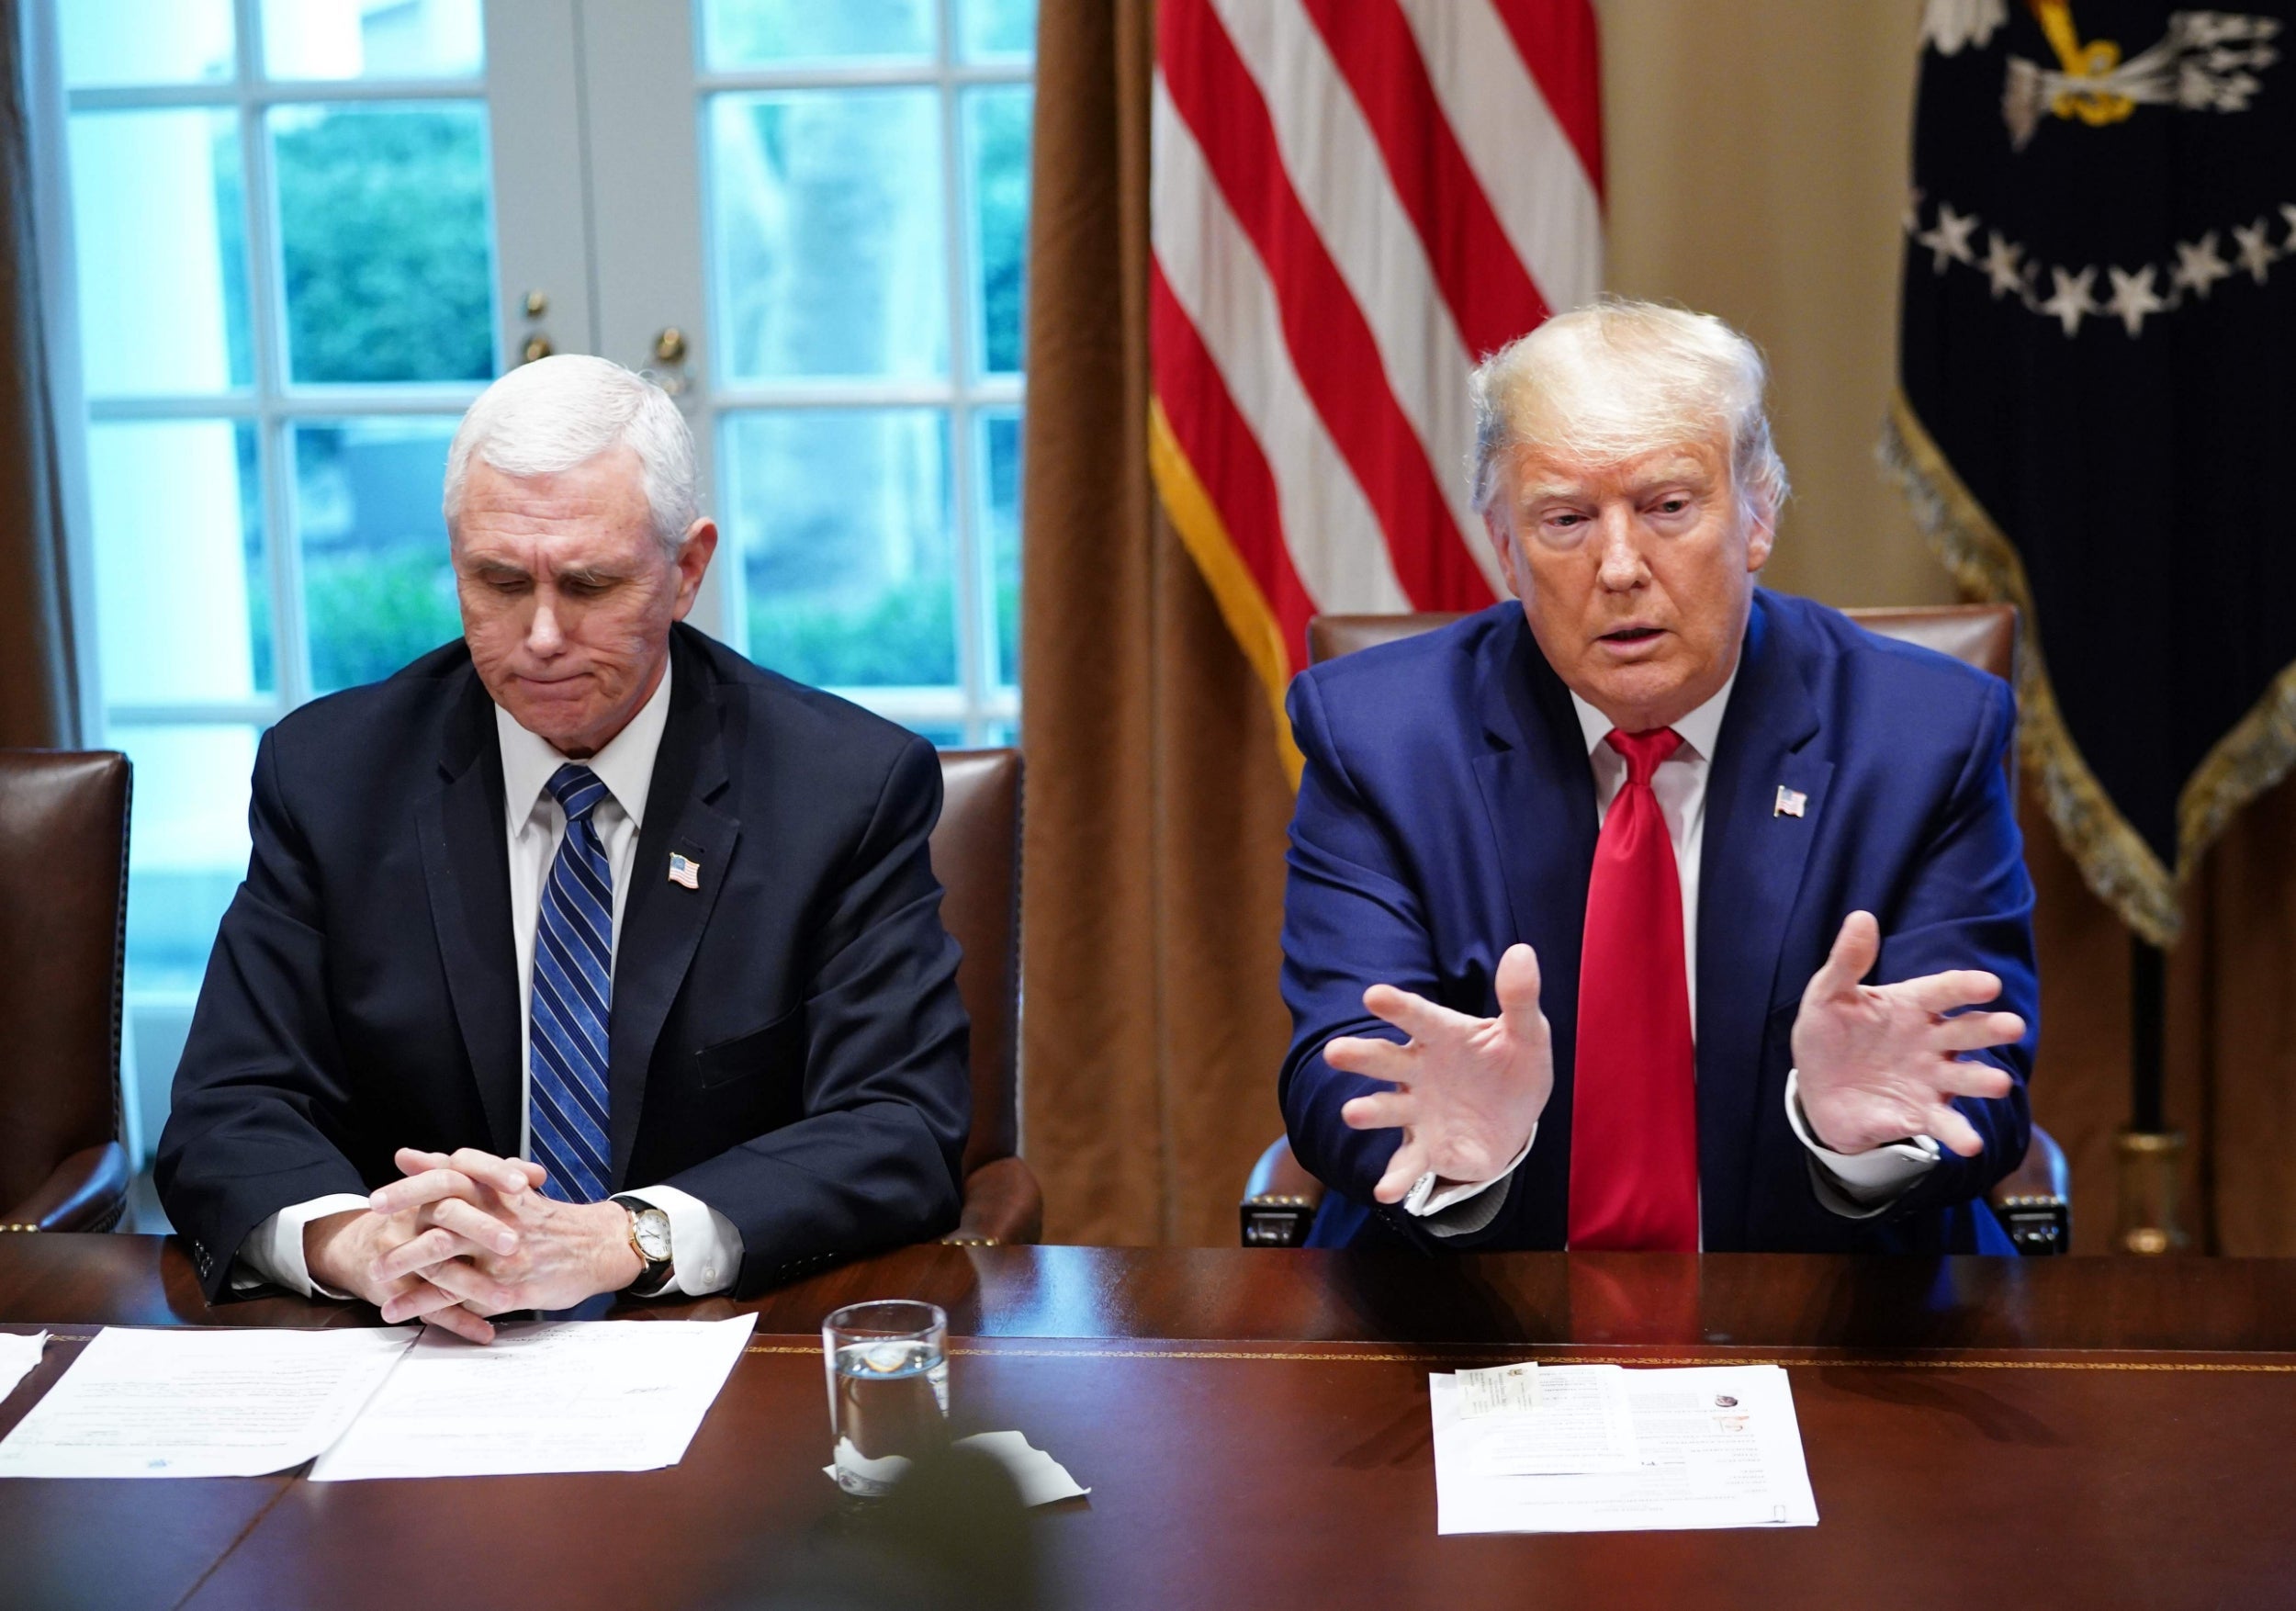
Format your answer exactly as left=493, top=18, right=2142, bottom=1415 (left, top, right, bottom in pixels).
left=1791, top=911, right=2024, bottom=1157
left=1327, top=943, right=1553, bottom=1204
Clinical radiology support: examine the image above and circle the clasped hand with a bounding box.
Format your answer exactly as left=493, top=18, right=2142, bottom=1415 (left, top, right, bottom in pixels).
left=1328, top=912, right=2024, bottom=1206
left=304, top=1147, right=642, bottom=1344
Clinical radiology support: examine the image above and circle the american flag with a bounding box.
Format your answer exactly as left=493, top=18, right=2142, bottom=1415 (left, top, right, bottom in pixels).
left=1150, top=0, right=1604, bottom=777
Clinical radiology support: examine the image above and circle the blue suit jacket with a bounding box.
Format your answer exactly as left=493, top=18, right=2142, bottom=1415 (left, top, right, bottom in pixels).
left=1279, top=591, right=2036, bottom=1255
left=157, top=625, right=972, bottom=1301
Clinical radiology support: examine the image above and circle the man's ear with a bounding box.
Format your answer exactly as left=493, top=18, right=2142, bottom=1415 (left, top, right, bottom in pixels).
left=1483, top=509, right=1526, bottom=598
left=671, top=517, right=719, bottom=619
left=1743, top=498, right=1777, bottom=573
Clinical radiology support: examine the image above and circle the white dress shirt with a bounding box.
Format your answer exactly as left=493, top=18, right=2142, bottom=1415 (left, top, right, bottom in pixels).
left=1404, top=667, right=1940, bottom=1236
left=233, top=661, right=746, bottom=1299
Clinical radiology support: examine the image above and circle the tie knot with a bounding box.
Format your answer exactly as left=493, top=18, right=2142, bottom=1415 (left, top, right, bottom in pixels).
left=546, top=762, right=608, bottom=823
left=1604, top=727, right=1682, bottom=786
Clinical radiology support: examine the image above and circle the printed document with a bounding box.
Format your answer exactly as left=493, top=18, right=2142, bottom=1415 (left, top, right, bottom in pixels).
left=309, top=1313, right=756, bottom=1481
left=0, top=1331, right=49, bottom=1403
left=0, top=1326, right=413, bottom=1479
left=1432, top=1363, right=1819, bottom=1534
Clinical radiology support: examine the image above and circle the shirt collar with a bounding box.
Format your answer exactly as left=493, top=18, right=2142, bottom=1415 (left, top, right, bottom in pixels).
left=495, top=657, right=675, bottom=835
left=1568, top=658, right=1740, bottom=764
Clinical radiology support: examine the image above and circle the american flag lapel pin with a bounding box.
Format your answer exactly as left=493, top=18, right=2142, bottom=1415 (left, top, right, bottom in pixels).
left=1773, top=786, right=1807, bottom=819
left=668, top=852, right=701, bottom=889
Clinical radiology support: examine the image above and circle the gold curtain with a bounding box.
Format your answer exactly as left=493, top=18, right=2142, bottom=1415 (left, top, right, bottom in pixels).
left=0, top=0, right=83, bottom=750
left=1016, top=0, right=1294, bottom=1245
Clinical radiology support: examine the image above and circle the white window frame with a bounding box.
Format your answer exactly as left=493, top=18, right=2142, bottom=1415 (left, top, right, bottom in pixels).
left=689, top=5, right=1031, bottom=744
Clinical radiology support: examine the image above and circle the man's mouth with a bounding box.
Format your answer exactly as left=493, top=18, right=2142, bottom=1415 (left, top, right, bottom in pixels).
left=1598, top=626, right=1663, bottom=645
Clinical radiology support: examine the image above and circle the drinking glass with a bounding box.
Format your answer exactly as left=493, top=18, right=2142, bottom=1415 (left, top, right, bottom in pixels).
left=823, top=1300, right=950, bottom=1496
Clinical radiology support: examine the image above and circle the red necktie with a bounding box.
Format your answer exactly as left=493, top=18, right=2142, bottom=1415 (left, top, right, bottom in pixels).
left=1568, top=727, right=1699, bottom=1251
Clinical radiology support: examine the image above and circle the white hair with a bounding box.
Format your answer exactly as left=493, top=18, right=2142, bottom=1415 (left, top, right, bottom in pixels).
left=443, top=354, right=699, bottom=556
left=1469, top=299, right=1790, bottom=524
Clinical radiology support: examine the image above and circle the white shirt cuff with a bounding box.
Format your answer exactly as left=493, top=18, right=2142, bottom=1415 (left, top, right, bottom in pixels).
left=1784, top=1070, right=1941, bottom=1219
left=231, top=1194, right=372, bottom=1298
left=622, top=1184, right=743, bottom=1296
left=1403, top=1129, right=1536, bottom=1237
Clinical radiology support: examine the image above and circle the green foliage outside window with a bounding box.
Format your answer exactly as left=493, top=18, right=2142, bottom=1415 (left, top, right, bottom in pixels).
left=273, top=107, right=495, bottom=386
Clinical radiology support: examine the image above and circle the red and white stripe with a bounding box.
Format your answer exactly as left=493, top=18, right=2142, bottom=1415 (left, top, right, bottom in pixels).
left=1151, top=0, right=1602, bottom=722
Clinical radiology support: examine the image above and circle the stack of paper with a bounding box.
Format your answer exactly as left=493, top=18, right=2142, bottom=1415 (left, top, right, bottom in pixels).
left=0, top=1315, right=757, bottom=1481
left=0, top=1328, right=413, bottom=1479
left=1431, top=1362, right=1819, bottom=1534
left=0, top=1332, right=51, bottom=1403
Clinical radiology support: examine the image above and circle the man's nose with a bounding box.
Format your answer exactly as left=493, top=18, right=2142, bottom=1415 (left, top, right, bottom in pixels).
left=1593, top=510, right=1648, bottom=591
left=526, top=594, right=565, bottom=655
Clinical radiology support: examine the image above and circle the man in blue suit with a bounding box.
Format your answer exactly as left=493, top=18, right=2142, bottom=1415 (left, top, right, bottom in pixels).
left=158, top=356, right=970, bottom=1335
left=1280, top=300, right=2035, bottom=1255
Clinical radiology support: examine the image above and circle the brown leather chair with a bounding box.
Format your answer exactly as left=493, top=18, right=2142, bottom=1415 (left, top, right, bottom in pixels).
left=931, top=749, right=1043, bottom=1245
left=1244, top=605, right=2071, bottom=1254
left=0, top=750, right=133, bottom=1234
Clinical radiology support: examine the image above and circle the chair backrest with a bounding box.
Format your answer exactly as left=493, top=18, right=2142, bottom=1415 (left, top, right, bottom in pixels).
left=1306, top=602, right=2022, bottom=787
left=929, top=748, right=1022, bottom=1177
left=1307, top=614, right=1465, bottom=665
left=0, top=751, right=129, bottom=1211
left=1309, top=603, right=2020, bottom=680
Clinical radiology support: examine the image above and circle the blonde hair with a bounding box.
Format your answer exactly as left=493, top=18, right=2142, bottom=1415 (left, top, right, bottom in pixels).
left=1469, top=299, right=1789, bottom=523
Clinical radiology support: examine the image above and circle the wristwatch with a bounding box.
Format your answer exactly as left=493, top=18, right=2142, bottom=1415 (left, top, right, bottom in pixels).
left=610, top=1194, right=675, bottom=1297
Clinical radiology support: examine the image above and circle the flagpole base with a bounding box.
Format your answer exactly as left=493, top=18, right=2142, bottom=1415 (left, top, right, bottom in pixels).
left=2113, top=1130, right=2190, bottom=1256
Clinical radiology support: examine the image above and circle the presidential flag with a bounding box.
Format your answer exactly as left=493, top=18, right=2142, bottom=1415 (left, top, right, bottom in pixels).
left=1149, top=0, right=1604, bottom=779
left=1888, top=0, right=2296, bottom=945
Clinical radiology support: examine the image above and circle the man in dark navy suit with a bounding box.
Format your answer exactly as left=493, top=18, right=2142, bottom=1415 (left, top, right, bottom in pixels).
left=158, top=356, right=970, bottom=1335
left=1281, top=300, right=2035, bottom=1255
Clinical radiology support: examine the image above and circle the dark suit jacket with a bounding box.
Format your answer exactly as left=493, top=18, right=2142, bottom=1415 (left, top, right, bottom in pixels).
left=157, top=624, right=972, bottom=1300
left=1280, top=591, right=2037, bottom=1255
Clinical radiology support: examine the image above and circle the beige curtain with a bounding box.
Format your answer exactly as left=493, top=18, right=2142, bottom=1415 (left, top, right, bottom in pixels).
left=1017, top=0, right=1295, bottom=1245
left=0, top=0, right=82, bottom=750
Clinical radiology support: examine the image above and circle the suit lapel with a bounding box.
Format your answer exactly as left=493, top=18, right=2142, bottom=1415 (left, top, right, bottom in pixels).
left=415, top=669, right=523, bottom=1156
left=606, top=631, right=740, bottom=1187
left=1695, top=595, right=1830, bottom=1249
left=1469, top=613, right=1599, bottom=1240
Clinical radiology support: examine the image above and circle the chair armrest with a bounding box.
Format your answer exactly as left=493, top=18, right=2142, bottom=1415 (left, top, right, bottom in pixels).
left=1242, top=1137, right=1325, bottom=1247
left=1988, top=1124, right=2070, bottom=1256
left=2, top=1143, right=131, bottom=1234
left=943, top=1155, right=1044, bottom=1246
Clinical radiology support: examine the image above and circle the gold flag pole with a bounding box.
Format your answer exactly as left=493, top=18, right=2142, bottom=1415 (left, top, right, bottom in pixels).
left=2116, top=939, right=2188, bottom=1255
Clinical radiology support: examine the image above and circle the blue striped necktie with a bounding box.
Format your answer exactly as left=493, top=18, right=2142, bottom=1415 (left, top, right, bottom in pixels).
left=531, top=763, right=614, bottom=1203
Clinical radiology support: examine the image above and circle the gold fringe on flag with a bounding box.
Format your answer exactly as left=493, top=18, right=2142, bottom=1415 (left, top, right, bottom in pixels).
left=1148, top=396, right=1307, bottom=788
left=1882, top=389, right=2296, bottom=948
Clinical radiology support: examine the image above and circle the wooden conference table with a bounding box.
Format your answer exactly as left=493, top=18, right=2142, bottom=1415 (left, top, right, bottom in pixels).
left=4, top=1237, right=2295, bottom=1611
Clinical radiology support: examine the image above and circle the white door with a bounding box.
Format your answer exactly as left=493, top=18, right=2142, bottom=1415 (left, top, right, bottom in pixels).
left=575, top=0, right=1032, bottom=743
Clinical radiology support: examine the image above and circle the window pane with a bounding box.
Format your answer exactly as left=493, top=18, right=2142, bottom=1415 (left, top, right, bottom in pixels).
left=700, top=0, right=935, bottom=68
left=709, top=90, right=947, bottom=381
left=962, top=85, right=1030, bottom=377
left=725, top=410, right=956, bottom=689
left=111, top=723, right=258, bottom=997
left=61, top=0, right=235, bottom=87
left=957, top=0, right=1035, bottom=62
left=89, top=421, right=269, bottom=704
left=261, top=0, right=485, bottom=81
left=69, top=110, right=252, bottom=395
left=977, top=408, right=1020, bottom=687
left=271, top=103, right=498, bottom=385
left=295, top=419, right=463, bottom=693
